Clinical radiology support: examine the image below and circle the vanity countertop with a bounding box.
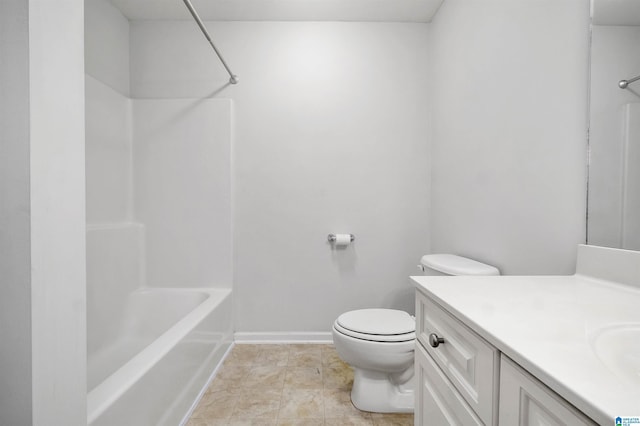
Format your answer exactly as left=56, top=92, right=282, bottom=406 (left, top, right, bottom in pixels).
left=411, top=273, right=640, bottom=425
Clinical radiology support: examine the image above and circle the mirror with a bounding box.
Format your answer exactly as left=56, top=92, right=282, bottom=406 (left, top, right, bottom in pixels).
left=588, top=0, right=640, bottom=250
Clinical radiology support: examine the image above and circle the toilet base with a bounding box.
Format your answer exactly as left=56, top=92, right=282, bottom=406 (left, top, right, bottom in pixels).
left=350, top=367, right=415, bottom=413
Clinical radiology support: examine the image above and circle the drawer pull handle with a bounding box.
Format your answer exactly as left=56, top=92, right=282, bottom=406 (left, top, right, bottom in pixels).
left=428, top=333, right=445, bottom=348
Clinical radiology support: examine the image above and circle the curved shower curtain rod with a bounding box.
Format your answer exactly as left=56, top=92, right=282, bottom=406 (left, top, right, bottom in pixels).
left=182, top=0, right=238, bottom=85
left=619, top=74, right=640, bottom=89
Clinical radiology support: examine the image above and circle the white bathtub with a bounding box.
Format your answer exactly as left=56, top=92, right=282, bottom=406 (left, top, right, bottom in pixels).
left=87, top=287, right=232, bottom=425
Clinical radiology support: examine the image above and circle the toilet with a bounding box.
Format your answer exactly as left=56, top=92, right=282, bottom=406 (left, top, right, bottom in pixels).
left=331, top=254, right=500, bottom=413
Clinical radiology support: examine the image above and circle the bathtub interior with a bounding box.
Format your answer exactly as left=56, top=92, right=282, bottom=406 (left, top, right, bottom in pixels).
left=88, top=285, right=209, bottom=391
left=88, top=289, right=232, bottom=426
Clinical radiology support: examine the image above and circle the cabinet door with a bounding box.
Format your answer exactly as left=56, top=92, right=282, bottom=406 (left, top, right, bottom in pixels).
left=416, top=291, right=498, bottom=425
left=499, top=355, right=597, bottom=426
left=415, top=343, right=484, bottom=426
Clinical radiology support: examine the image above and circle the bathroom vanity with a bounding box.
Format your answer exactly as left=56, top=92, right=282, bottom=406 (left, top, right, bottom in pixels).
left=412, top=245, right=640, bottom=425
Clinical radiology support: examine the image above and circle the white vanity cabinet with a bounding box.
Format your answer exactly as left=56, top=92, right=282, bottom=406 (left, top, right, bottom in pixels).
left=414, top=289, right=597, bottom=426
left=415, top=339, right=485, bottom=425
left=415, top=291, right=499, bottom=425
left=499, top=355, right=597, bottom=426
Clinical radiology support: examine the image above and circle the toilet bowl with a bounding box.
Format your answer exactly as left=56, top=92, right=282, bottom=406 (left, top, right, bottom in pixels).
left=332, top=254, right=500, bottom=414
left=332, top=309, right=416, bottom=413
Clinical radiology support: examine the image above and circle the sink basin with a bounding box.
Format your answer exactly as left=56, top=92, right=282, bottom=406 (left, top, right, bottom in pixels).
left=591, top=324, right=640, bottom=385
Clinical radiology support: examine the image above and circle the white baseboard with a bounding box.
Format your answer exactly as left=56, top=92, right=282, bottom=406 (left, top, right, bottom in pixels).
left=234, top=332, right=333, bottom=344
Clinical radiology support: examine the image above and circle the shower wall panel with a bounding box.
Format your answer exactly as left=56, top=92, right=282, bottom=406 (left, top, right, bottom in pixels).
left=132, top=99, right=232, bottom=288
left=588, top=25, right=640, bottom=249
left=85, top=76, right=132, bottom=224
left=622, top=103, right=640, bottom=250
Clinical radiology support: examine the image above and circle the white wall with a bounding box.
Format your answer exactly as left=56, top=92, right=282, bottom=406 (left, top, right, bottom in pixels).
left=2, top=2, right=86, bottom=424
left=0, top=0, right=32, bottom=423
left=428, top=0, right=590, bottom=275
left=29, top=0, right=86, bottom=424
left=130, top=21, right=431, bottom=332
left=588, top=25, right=640, bottom=248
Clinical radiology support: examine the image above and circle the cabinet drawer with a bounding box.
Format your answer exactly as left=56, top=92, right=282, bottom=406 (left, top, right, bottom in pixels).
left=499, top=355, right=597, bottom=426
left=415, top=343, right=483, bottom=426
left=416, top=290, right=499, bottom=425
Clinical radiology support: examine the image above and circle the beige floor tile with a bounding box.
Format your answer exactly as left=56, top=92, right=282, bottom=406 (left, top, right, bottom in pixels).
left=321, top=346, right=347, bottom=367
left=243, top=365, right=287, bottom=389
left=191, top=389, right=239, bottom=420
left=370, top=413, right=414, bottom=426
left=208, top=364, right=249, bottom=393
left=325, top=416, right=375, bottom=426
left=322, top=364, right=354, bottom=390
left=207, top=377, right=245, bottom=394
left=255, top=345, right=290, bottom=367
left=231, top=389, right=282, bottom=420
left=289, top=344, right=323, bottom=355
left=288, top=353, right=322, bottom=368
left=227, top=419, right=277, bottom=426
left=226, top=344, right=263, bottom=366
left=277, top=418, right=324, bottom=426
left=319, top=344, right=336, bottom=352
left=186, top=418, right=230, bottom=426
left=188, top=344, right=405, bottom=426
left=233, top=344, right=264, bottom=354
left=284, top=367, right=323, bottom=389
left=217, top=364, right=251, bottom=382
left=288, top=345, right=322, bottom=367
left=322, top=388, right=367, bottom=418
left=278, top=389, right=325, bottom=419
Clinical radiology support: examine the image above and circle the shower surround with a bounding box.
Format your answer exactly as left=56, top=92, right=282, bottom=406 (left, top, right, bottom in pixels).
left=85, top=76, right=233, bottom=424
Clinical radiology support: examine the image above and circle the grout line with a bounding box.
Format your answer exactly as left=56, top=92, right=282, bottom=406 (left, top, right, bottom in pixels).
left=274, top=344, right=289, bottom=426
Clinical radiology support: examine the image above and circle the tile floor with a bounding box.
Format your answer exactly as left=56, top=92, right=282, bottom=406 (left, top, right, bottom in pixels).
left=186, top=344, right=414, bottom=426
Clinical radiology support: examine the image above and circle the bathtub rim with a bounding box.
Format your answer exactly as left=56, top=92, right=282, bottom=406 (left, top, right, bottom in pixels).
left=87, top=287, right=231, bottom=424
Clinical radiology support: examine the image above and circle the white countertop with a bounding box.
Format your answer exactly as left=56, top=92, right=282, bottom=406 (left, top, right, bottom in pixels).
left=411, top=273, right=640, bottom=425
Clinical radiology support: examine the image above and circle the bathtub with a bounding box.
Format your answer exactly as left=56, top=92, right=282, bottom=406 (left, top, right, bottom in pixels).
left=87, top=287, right=232, bottom=426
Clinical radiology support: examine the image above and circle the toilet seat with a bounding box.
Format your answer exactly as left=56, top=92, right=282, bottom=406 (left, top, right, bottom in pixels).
left=334, top=322, right=415, bottom=342
left=334, top=309, right=415, bottom=343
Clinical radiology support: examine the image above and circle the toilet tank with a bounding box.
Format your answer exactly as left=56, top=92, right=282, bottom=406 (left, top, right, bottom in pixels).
left=419, top=254, right=500, bottom=276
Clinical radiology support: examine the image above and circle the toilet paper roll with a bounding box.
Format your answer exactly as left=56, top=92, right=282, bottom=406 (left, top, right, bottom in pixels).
left=334, top=234, right=352, bottom=246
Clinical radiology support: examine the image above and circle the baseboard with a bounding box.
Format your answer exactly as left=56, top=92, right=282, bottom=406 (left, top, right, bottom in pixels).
left=234, top=332, right=333, bottom=344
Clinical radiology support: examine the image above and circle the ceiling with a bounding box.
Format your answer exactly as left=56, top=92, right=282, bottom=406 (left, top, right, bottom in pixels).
left=592, top=0, right=640, bottom=25
left=109, top=0, right=444, bottom=22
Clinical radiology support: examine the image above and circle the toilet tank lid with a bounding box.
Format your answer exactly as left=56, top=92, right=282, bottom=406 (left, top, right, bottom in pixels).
left=420, top=254, right=500, bottom=276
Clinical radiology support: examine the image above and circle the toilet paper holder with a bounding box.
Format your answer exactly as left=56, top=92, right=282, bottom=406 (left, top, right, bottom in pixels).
left=327, top=234, right=355, bottom=243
